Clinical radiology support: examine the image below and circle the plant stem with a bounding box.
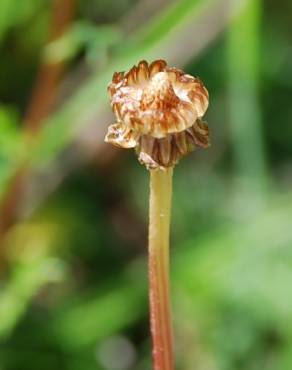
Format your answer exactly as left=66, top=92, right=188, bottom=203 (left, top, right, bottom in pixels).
left=148, top=167, right=174, bottom=370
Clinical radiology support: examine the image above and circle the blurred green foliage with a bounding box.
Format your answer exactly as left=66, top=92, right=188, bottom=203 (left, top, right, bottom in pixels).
left=0, top=0, right=292, bottom=370
left=0, top=106, right=22, bottom=193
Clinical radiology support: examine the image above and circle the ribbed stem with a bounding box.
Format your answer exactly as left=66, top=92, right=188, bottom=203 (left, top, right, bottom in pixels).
left=148, top=168, right=174, bottom=370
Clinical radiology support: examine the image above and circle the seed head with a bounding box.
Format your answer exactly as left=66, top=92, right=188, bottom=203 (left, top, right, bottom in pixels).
left=105, top=59, right=210, bottom=169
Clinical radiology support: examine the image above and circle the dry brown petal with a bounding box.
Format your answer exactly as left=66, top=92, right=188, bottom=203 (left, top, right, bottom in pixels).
left=105, top=123, right=139, bottom=149
left=135, top=119, right=210, bottom=170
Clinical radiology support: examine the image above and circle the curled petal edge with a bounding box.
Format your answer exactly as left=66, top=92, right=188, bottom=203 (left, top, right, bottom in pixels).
left=104, top=123, right=140, bottom=149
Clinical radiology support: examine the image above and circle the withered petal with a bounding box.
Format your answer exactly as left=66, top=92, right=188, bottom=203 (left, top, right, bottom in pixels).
left=105, top=123, right=140, bottom=149
left=126, top=65, right=138, bottom=86
left=112, top=71, right=124, bottom=84
left=149, top=59, right=167, bottom=76
left=186, top=119, right=210, bottom=149
left=174, top=131, right=188, bottom=154
left=158, top=135, right=171, bottom=166
left=137, top=151, right=159, bottom=170
left=136, top=60, right=149, bottom=83
left=136, top=119, right=210, bottom=169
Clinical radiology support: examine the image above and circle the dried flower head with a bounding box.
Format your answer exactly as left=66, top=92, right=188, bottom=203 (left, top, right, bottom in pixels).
left=105, top=59, right=210, bottom=169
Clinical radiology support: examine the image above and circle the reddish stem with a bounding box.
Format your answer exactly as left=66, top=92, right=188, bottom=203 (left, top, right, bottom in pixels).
left=148, top=168, right=174, bottom=370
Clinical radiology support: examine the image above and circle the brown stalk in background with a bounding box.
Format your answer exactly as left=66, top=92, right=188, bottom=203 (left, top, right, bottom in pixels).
left=0, top=0, right=75, bottom=237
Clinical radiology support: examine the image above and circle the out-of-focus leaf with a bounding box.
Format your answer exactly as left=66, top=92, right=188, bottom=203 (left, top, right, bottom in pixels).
left=173, top=193, right=292, bottom=369
left=0, top=106, right=23, bottom=193
left=0, top=221, right=68, bottom=339
left=50, top=259, right=147, bottom=349
left=0, top=0, right=44, bottom=43
left=227, top=0, right=267, bottom=189
left=43, top=21, right=122, bottom=65
left=0, top=257, right=65, bottom=339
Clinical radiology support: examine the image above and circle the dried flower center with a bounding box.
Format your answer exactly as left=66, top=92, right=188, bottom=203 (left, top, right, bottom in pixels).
left=105, top=59, right=210, bottom=169
left=140, top=72, right=179, bottom=111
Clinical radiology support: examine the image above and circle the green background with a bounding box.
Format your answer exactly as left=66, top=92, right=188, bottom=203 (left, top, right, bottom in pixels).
left=0, top=0, right=292, bottom=369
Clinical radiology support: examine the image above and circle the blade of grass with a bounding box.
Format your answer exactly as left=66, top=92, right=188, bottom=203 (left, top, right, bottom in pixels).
left=227, top=0, right=267, bottom=190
